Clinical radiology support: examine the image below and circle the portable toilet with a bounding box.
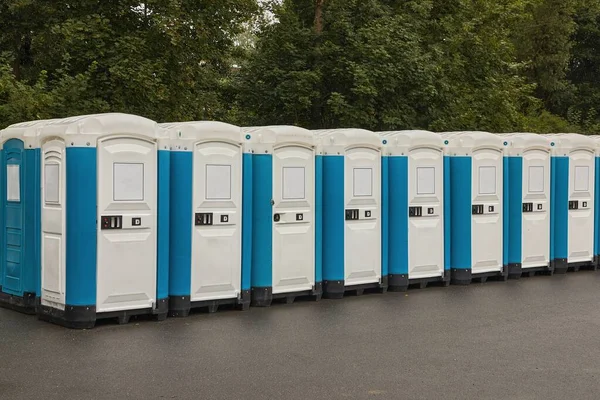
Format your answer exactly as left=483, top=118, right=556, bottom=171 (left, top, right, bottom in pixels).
left=379, top=130, right=448, bottom=291
left=500, top=133, right=552, bottom=278
left=241, top=126, right=319, bottom=306
left=0, top=119, right=57, bottom=313
left=159, top=122, right=249, bottom=316
left=36, top=113, right=170, bottom=328
left=314, top=129, right=385, bottom=298
left=543, top=133, right=596, bottom=273
left=593, top=136, right=600, bottom=268
left=441, top=131, right=508, bottom=284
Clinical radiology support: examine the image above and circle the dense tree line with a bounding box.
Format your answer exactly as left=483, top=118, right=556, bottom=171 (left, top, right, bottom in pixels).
left=1, top=0, right=599, bottom=133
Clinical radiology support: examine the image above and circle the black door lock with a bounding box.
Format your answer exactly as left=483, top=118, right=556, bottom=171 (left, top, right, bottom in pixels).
left=274, top=214, right=280, bottom=222
left=472, top=205, right=484, bottom=215
left=296, top=213, right=303, bottom=221
left=101, top=215, right=122, bottom=230
left=568, top=200, right=579, bottom=210
left=409, top=206, right=422, bottom=217
left=345, top=209, right=359, bottom=220
left=523, top=203, right=533, bottom=213
left=195, top=213, right=213, bottom=225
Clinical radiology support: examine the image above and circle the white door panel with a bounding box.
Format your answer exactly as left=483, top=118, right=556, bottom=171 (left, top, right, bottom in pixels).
left=568, top=150, right=594, bottom=263
left=344, top=147, right=381, bottom=285
left=41, top=140, right=66, bottom=309
left=97, top=137, right=157, bottom=313
left=472, top=149, right=503, bottom=274
left=272, top=145, right=315, bottom=294
left=191, top=142, right=242, bottom=301
left=408, top=148, right=444, bottom=279
left=521, top=150, right=550, bottom=269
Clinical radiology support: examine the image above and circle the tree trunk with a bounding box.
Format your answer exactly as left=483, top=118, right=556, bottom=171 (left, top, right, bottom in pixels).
left=314, top=0, right=325, bottom=34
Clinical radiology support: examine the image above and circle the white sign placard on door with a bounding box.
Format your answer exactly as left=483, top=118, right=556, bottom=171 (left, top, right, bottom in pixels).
left=417, top=167, right=435, bottom=195
left=206, top=164, right=232, bottom=200
left=113, top=163, right=144, bottom=201
left=479, top=166, right=496, bottom=195
left=45, top=164, right=60, bottom=203
left=7, top=164, right=20, bottom=202
left=528, top=166, right=544, bottom=193
left=282, top=167, right=305, bottom=200
left=353, top=168, right=373, bottom=197
left=574, top=166, right=589, bottom=192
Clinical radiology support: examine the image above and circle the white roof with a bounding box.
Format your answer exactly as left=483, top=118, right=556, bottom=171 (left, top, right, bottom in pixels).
left=379, top=130, right=443, bottom=148
left=40, top=113, right=158, bottom=141
left=159, top=121, right=242, bottom=143
left=313, top=128, right=380, bottom=148
left=242, top=125, right=313, bottom=146
left=440, top=131, right=505, bottom=152
left=1, top=119, right=60, bottom=147
left=499, top=132, right=551, bottom=153
left=541, top=133, right=596, bottom=154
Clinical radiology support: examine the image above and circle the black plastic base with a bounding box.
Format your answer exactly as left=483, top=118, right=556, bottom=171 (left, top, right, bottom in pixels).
left=552, top=258, right=568, bottom=274
left=568, top=260, right=597, bottom=272
left=507, top=263, right=522, bottom=280
left=389, top=273, right=449, bottom=291
left=0, top=287, right=36, bottom=315
left=169, top=290, right=251, bottom=317
left=251, top=284, right=322, bottom=307
left=595, top=255, right=600, bottom=270
left=451, top=268, right=472, bottom=285
left=388, top=274, right=409, bottom=292
left=451, top=267, right=508, bottom=285
left=520, top=264, right=553, bottom=278
left=323, top=276, right=388, bottom=299
left=37, top=297, right=169, bottom=329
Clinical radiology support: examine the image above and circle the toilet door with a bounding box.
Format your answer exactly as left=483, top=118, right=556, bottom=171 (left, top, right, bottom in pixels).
left=272, top=145, right=315, bottom=294
left=521, top=149, right=551, bottom=269
left=96, top=136, right=157, bottom=313
left=2, top=139, right=24, bottom=296
left=567, top=149, right=595, bottom=263
left=407, top=147, right=444, bottom=279
left=344, top=146, right=381, bottom=286
left=190, top=141, right=242, bottom=301
left=40, top=140, right=66, bottom=309
left=471, top=148, right=503, bottom=274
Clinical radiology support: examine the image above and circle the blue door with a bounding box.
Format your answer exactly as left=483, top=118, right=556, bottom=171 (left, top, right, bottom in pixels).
left=2, top=139, right=24, bottom=296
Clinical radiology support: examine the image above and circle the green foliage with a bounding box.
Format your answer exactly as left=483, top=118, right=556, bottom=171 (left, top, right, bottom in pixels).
left=1, top=0, right=599, bottom=134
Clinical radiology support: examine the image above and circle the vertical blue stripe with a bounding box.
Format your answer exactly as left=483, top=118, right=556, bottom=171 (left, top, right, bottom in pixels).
left=553, top=157, right=569, bottom=260
left=322, top=155, right=345, bottom=281
left=23, top=148, right=40, bottom=295
left=0, top=149, right=3, bottom=291
left=251, top=154, right=273, bottom=288
left=388, top=156, right=408, bottom=276
left=314, top=156, right=323, bottom=284
left=450, top=157, right=472, bottom=269
left=502, top=157, right=510, bottom=267
left=595, top=157, right=600, bottom=258
left=169, top=151, right=192, bottom=297
left=443, top=156, right=451, bottom=271
left=156, top=150, right=170, bottom=301
left=381, top=156, right=389, bottom=278
left=241, top=153, right=253, bottom=291
left=507, top=157, right=523, bottom=264
left=65, top=148, right=97, bottom=306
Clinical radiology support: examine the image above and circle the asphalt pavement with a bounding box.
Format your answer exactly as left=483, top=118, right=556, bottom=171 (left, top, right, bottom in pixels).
left=1, top=271, right=600, bottom=400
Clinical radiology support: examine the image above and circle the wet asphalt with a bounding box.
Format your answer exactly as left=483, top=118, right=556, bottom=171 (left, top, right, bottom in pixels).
left=1, top=272, right=600, bottom=400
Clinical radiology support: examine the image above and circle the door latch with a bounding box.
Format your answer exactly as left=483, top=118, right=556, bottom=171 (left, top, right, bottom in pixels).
left=195, top=213, right=213, bottom=225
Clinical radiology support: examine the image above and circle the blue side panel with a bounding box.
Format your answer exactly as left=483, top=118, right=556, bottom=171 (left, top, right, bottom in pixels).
left=156, top=150, right=170, bottom=300
left=65, top=148, right=97, bottom=306
left=322, top=155, right=345, bottom=281
left=388, top=156, right=408, bottom=276
left=595, top=157, right=600, bottom=258
left=169, top=152, right=192, bottom=297
left=443, top=156, right=451, bottom=271
left=314, top=156, right=323, bottom=284
left=553, top=157, right=569, bottom=260
left=0, top=149, right=3, bottom=290
left=507, top=157, right=523, bottom=265
left=502, top=157, right=510, bottom=267
left=23, top=148, right=41, bottom=295
left=241, top=153, right=253, bottom=291
left=449, top=157, right=472, bottom=269
left=2, top=139, right=25, bottom=296
left=381, top=156, right=389, bottom=278
left=251, top=154, right=273, bottom=288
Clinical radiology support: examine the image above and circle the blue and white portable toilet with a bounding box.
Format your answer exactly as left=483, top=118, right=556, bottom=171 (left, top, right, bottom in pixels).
left=441, top=131, right=508, bottom=284
left=501, top=133, right=552, bottom=278
left=242, top=126, right=320, bottom=306
left=36, top=113, right=170, bottom=328
left=0, top=119, right=56, bottom=313
left=159, top=122, right=249, bottom=316
left=543, top=134, right=596, bottom=273
left=314, top=129, right=385, bottom=298
left=379, top=130, right=449, bottom=290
